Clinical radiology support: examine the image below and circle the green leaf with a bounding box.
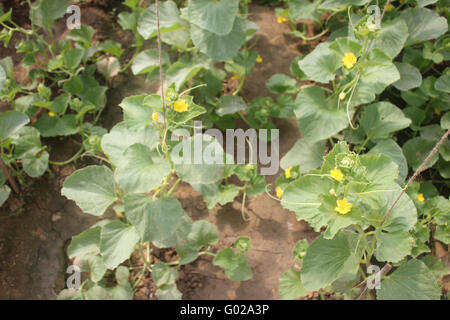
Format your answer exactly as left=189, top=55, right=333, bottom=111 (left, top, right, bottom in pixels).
left=80, top=254, right=107, bottom=283
left=188, top=0, right=239, bottom=36
left=375, top=229, right=413, bottom=263
left=298, top=42, right=339, bottom=83
left=279, top=269, right=307, bottom=300
left=131, top=49, right=170, bottom=75
left=22, top=151, right=49, bottom=178
left=392, top=62, right=422, bottom=91
left=402, top=137, right=439, bottom=171
left=294, top=86, right=348, bottom=143
left=288, top=0, right=321, bottom=23
left=0, top=185, right=11, bottom=207
left=63, top=48, right=84, bottom=70
left=213, top=248, right=252, bottom=282
left=173, top=134, right=225, bottom=185
left=96, top=57, right=120, bottom=79
left=152, top=262, right=177, bottom=286
left=216, top=95, right=246, bottom=116
left=400, top=7, right=448, bottom=46
left=292, top=239, right=309, bottom=262
left=435, top=74, right=450, bottom=94
left=359, top=49, right=400, bottom=95
left=100, top=220, right=140, bottom=269
left=441, top=112, right=450, bottom=130
left=156, top=283, right=182, bottom=300
left=137, top=0, right=183, bottom=39
left=190, top=17, right=245, bottom=61
left=377, top=259, right=441, bottom=300
left=372, top=18, right=409, bottom=59
left=115, top=143, right=171, bottom=194
left=0, top=111, right=29, bottom=141
left=124, top=195, right=192, bottom=248
left=0, top=65, right=5, bottom=91
left=119, top=94, right=160, bottom=129
left=265, top=74, right=297, bottom=94
left=368, top=139, right=408, bottom=183
left=421, top=255, right=450, bottom=280
left=32, top=0, right=69, bottom=29
left=360, top=102, right=411, bottom=140
left=62, top=166, right=117, bottom=216
left=186, top=220, right=219, bottom=248
left=101, top=121, right=160, bottom=166
left=34, top=114, right=78, bottom=137
left=301, top=230, right=362, bottom=291
left=328, top=37, right=362, bottom=61
left=67, top=227, right=101, bottom=258
left=235, top=237, right=251, bottom=253
left=67, top=25, right=94, bottom=44
left=280, top=139, right=325, bottom=174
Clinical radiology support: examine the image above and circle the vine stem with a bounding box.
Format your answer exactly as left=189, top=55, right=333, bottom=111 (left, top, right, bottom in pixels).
left=383, top=130, right=450, bottom=223
left=0, top=157, right=19, bottom=193
left=155, top=0, right=167, bottom=136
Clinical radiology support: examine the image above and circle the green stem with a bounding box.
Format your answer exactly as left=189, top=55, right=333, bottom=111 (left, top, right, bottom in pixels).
left=48, top=147, right=84, bottom=166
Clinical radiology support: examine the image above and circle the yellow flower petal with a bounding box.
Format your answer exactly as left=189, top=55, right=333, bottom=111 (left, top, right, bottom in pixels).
left=256, top=55, right=263, bottom=63
left=416, top=193, right=425, bottom=202
left=173, top=100, right=188, bottom=113
left=152, top=112, right=159, bottom=121
left=434, top=108, right=441, bottom=115
left=285, top=167, right=293, bottom=179
left=277, top=16, right=287, bottom=24
left=276, top=186, right=283, bottom=199
left=116, top=212, right=124, bottom=218
left=335, top=198, right=352, bottom=215
left=231, top=74, right=240, bottom=81
left=330, top=167, right=344, bottom=182
left=342, top=52, right=357, bottom=69
left=48, top=111, right=56, bottom=117
left=386, top=4, right=393, bottom=12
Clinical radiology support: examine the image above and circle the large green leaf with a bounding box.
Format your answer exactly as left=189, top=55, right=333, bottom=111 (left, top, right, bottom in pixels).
left=32, top=0, right=69, bottom=29
left=137, top=0, right=183, bottom=39
left=294, top=86, right=348, bottom=143
left=288, top=0, right=321, bottom=23
left=34, top=114, right=78, bottom=137
left=119, top=94, right=158, bottom=129
left=359, top=49, right=400, bottom=95
left=190, top=17, right=245, bottom=61
left=360, top=102, right=411, bottom=140
left=279, top=269, right=307, bottom=300
left=152, top=262, right=178, bottom=286
left=372, top=18, right=409, bottom=59
left=62, top=166, right=117, bottom=216
left=298, top=43, right=340, bottom=83
left=173, top=134, right=225, bottom=185
left=131, top=49, right=170, bottom=75
left=402, top=137, right=439, bottom=171
left=101, top=121, right=160, bottom=166
left=187, top=0, right=239, bottom=36
left=392, top=62, right=422, bottom=91
left=100, top=220, right=140, bottom=269
left=156, top=284, right=182, bottom=300
left=115, top=143, right=171, bottom=194
left=280, top=139, right=325, bottom=174
left=368, top=139, right=408, bottom=183
left=301, top=230, right=362, bottom=291
left=375, top=229, right=413, bottom=263
left=400, top=7, right=448, bottom=46
left=215, top=95, right=246, bottom=116
left=265, top=74, right=298, bottom=95
left=435, top=74, right=450, bottom=94
left=377, top=259, right=441, bottom=300
left=67, top=226, right=101, bottom=258
left=124, top=195, right=192, bottom=248
left=0, top=111, right=29, bottom=141
left=213, top=248, right=252, bottom=282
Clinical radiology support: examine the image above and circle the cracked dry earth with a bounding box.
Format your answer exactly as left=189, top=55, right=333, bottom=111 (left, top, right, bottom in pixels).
left=0, top=4, right=323, bottom=299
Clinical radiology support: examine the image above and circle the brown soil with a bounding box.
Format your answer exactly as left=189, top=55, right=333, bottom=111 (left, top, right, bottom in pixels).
left=0, top=3, right=448, bottom=300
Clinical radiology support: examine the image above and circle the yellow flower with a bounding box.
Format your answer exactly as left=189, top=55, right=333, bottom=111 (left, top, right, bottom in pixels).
left=276, top=186, right=283, bottom=199
left=434, top=108, right=441, bottom=115
left=335, top=198, right=352, bottom=215
left=416, top=193, right=425, bottom=202
left=339, top=92, right=346, bottom=100
left=342, top=52, right=357, bottom=69
left=231, top=74, right=240, bottom=81
left=166, top=96, right=171, bottom=101
left=277, top=16, right=287, bottom=24
left=256, top=54, right=263, bottom=63
left=330, top=167, right=344, bottom=182
left=48, top=111, right=56, bottom=117
left=173, top=100, right=188, bottom=113
left=116, top=212, right=124, bottom=218
left=445, top=222, right=448, bottom=226
left=386, top=4, right=393, bottom=12
left=285, top=167, right=293, bottom=179
left=152, top=112, right=159, bottom=121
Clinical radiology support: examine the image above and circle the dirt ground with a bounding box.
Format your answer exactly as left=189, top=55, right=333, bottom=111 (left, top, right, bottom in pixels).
left=0, top=2, right=448, bottom=300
